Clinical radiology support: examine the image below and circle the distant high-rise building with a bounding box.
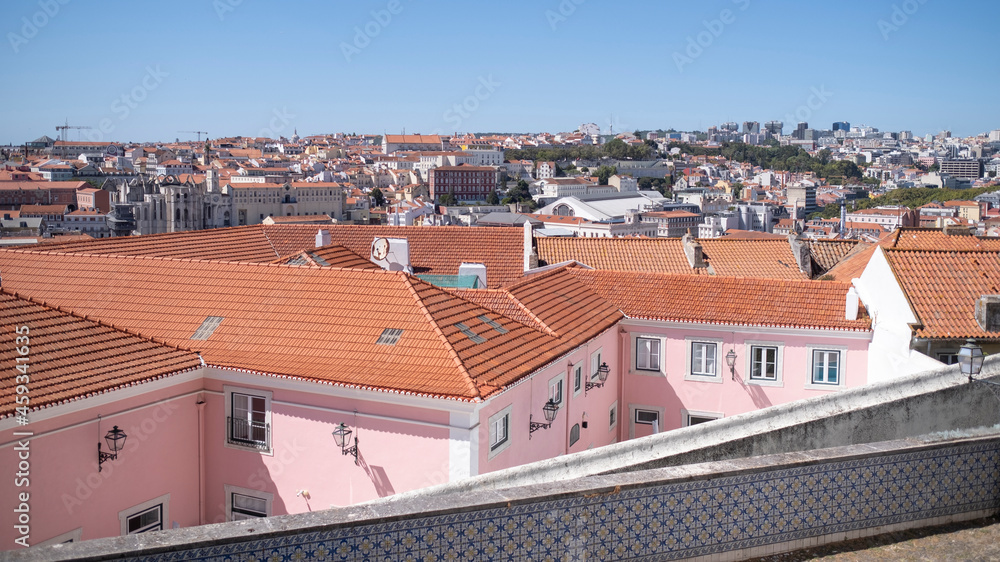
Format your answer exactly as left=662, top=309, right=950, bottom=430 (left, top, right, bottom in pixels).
left=988, top=130, right=1000, bottom=142
left=899, top=130, right=913, bottom=140
left=764, top=121, right=783, bottom=135
left=721, top=122, right=739, bottom=132
left=832, top=121, right=850, bottom=132
left=939, top=159, right=984, bottom=180
left=793, top=122, right=808, bottom=140
left=743, top=121, right=760, bottom=134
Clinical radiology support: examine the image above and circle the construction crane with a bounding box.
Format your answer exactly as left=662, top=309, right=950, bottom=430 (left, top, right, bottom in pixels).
left=55, top=119, right=93, bottom=142
left=179, top=130, right=209, bottom=142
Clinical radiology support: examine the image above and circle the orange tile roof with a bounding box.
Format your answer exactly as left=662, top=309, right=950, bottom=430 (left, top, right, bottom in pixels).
left=806, top=240, right=860, bottom=272
left=35, top=225, right=526, bottom=288
left=0, top=253, right=616, bottom=400
left=536, top=237, right=812, bottom=280
left=0, top=290, right=202, bottom=419
left=272, top=244, right=380, bottom=270
left=569, top=268, right=870, bottom=331
left=821, top=242, right=877, bottom=281
left=885, top=250, right=1000, bottom=340
left=885, top=227, right=1000, bottom=251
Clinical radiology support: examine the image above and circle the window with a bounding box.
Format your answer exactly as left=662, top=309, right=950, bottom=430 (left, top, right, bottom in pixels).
left=937, top=352, right=959, bottom=365
left=636, top=337, right=661, bottom=372
left=36, top=528, right=83, bottom=546
left=590, top=348, right=603, bottom=380
left=569, top=423, right=580, bottom=446
left=226, top=485, right=273, bottom=521
left=750, top=345, right=778, bottom=381
left=573, top=364, right=583, bottom=395
left=548, top=375, right=563, bottom=405
left=634, top=409, right=659, bottom=425
left=609, top=400, right=618, bottom=430
left=119, top=494, right=169, bottom=537
left=812, top=350, right=841, bottom=385
left=683, top=409, right=722, bottom=427
left=690, top=342, right=716, bottom=376
left=488, top=405, right=512, bottom=458
left=225, top=386, right=272, bottom=453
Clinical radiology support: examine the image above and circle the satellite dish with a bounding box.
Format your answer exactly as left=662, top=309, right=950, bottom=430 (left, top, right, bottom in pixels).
left=372, top=237, right=389, bottom=260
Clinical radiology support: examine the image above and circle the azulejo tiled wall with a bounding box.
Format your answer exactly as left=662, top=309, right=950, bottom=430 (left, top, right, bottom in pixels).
left=138, top=440, right=1000, bottom=561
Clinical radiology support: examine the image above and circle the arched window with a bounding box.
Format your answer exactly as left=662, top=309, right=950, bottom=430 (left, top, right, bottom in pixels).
left=570, top=424, right=580, bottom=446
left=184, top=208, right=189, bottom=222
left=175, top=208, right=180, bottom=222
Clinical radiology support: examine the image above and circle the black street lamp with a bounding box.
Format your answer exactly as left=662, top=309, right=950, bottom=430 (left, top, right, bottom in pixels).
left=529, top=399, right=560, bottom=438
left=726, top=349, right=737, bottom=380
left=585, top=362, right=610, bottom=394
left=960, top=339, right=986, bottom=381
left=332, top=422, right=359, bottom=465
left=98, top=425, right=127, bottom=472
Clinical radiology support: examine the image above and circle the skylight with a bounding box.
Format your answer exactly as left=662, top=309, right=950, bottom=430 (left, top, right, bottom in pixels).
left=376, top=328, right=404, bottom=345
left=477, top=315, right=508, bottom=334
left=191, top=316, right=224, bottom=340
left=455, top=322, right=486, bottom=344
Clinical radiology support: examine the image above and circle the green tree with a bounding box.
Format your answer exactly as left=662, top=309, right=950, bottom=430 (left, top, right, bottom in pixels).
left=486, top=190, right=500, bottom=205
left=929, top=163, right=940, bottom=172
left=603, top=138, right=629, bottom=159
left=371, top=187, right=385, bottom=207
left=595, top=165, right=617, bottom=185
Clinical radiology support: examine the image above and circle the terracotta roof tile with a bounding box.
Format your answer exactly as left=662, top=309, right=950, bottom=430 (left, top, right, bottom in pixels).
left=0, top=291, right=202, bottom=418
left=886, top=227, right=1000, bottom=251
left=36, top=225, right=526, bottom=288
left=569, top=268, right=870, bottom=331
left=0, top=253, right=616, bottom=401
left=807, top=240, right=860, bottom=272
left=536, top=237, right=811, bottom=279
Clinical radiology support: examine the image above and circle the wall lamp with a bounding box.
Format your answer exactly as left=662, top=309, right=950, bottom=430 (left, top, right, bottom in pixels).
left=585, top=362, right=610, bottom=394
left=529, top=399, right=560, bottom=439
left=726, top=350, right=737, bottom=380
left=98, top=425, right=127, bottom=472
left=332, top=422, right=359, bottom=465
left=960, top=339, right=987, bottom=382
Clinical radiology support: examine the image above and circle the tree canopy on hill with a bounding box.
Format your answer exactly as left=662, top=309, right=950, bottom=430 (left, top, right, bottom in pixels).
left=809, top=186, right=997, bottom=219
left=666, top=142, right=862, bottom=182
left=505, top=139, right=652, bottom=163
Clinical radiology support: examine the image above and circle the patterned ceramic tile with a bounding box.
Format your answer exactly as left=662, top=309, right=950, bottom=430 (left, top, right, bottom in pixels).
left=121, top=440, right=1000, bottom=561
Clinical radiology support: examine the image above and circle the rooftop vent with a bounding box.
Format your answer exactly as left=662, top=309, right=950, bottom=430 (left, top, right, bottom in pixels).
left=191, top=316, right=224, bottom=340
left=454, top=322, right=486, bottom=344
left=477, top=315, right=508, bottom=334
left=375, top=328, right=404, bottom=345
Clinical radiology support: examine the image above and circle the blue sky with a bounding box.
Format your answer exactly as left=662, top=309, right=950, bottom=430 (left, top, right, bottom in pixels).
left=1, top=0, right=997, bottom=144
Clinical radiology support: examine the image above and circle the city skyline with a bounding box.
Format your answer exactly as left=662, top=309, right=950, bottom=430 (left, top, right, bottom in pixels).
left=1, top=0, right=998, bottom=144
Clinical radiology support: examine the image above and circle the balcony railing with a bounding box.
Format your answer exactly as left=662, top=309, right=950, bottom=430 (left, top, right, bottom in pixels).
left=227, top=417, right=270, bottom=450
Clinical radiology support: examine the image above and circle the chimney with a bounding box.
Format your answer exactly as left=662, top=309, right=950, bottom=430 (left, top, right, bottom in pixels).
left=788, top=233, right=813, bottom=276
left=975, top=295, right=1000, bottom=332
left=682, top=233, right=706, bottom=269
left=315, top=229, right=331, bottom=248
left=943, top=223, right=973, bottom=236
left=523, top=221, right=534, bottom=271
left=458, top=262, right=487, bottom=289
left=845, top=287, right=860, bottom=321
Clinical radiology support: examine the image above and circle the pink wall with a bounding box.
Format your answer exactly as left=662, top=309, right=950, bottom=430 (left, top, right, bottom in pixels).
left=477, top=328, right=621, bottom=473
left=201, top=371, right=454, bottom=524
left=1, top=380, right=202, bottom=548
left=620, top=323, right=870, bottom=436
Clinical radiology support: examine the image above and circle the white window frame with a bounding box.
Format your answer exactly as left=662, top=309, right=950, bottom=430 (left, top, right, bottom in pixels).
left=119, top=494, right=169, bottom=536
left=225, top=485, right=273, bottom=522
left=682, top=409, right=723, bottom=427
left=633, top=336, right=663, bottom=374
left=548, top=374, right=564, bottom=405
left=744, top=340, right=784, bottom=387
left=806, top=344, right=847, bottom=390
left=589, top=348, right=604, bottom=381
left=572, top=364, right=583, bottom=397
left=487, top=404, right=513, bottom=459
left=609, top=400, right=618, bottom=431
left=36, top=528, right=83, bottom=546
left=224, top=385, right=273, bottom=455
left=684, top=337, right=723, bottom=382
left=628, top=404, right=665, bottom=439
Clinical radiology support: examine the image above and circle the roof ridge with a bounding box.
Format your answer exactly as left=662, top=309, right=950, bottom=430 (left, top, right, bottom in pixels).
left=259, top=224, right=282, bottom=258
left=402, top=276, right=482, bottom=400
left=504, top=291, right=559, bottom=337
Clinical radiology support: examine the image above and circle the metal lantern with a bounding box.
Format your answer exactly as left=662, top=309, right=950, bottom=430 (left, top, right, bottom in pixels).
left=104, top=425, right=127, bottom=453
left=542, top=399, right=559, bottom=423
left=596, top=362, right=610, bottom=383
left=331, top=422, right=352, bottom=449
left=959, top=339, right=985, bottom=380
left=726, top=349, right=737, bottom=379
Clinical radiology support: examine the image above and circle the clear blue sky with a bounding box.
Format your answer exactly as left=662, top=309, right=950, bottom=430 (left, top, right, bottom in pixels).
left=1, top=0, right=997, bottom=144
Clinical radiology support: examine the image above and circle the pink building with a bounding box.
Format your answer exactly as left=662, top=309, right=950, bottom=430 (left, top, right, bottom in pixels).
left=1, top=225, right=872, bottom=550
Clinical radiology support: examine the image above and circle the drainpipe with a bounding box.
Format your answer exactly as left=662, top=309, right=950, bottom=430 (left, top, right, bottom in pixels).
left=618, top=326, right=628, bottom=443
left=196, top=395, right=206, bottom=525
